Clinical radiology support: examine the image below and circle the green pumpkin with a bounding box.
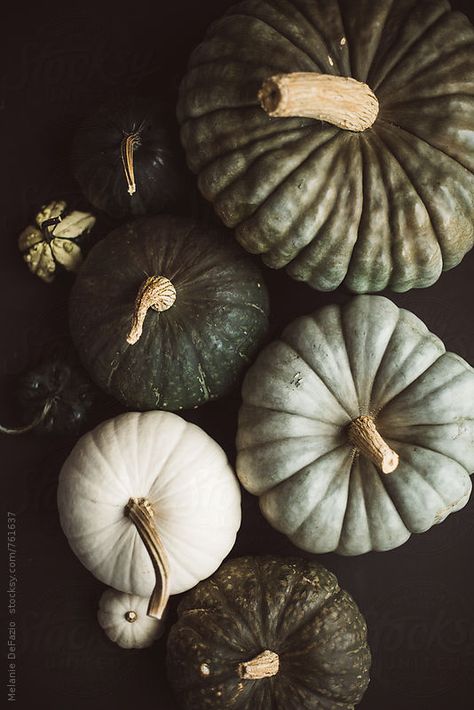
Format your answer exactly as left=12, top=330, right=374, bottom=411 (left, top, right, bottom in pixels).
left=167, top=556, right=371, bottom=709
left=178, top=0, right=474, bottom=292
left=236, top=296, right=474, bottom=554
left=69, top=215, right=269, bottom=411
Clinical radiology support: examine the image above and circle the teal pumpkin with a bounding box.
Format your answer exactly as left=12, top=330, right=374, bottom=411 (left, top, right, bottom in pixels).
left=236, top=296, right=474, bottom=554
left=178, top=0, right=474, bottom=292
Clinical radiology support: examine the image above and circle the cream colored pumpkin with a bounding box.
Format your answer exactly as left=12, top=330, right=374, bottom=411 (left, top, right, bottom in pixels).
left=58, top=411, right=241, bottom=616
left=98, top=588, right=163, bottom=649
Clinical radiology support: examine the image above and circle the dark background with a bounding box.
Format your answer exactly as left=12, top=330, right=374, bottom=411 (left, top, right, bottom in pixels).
left=2, top=1, right=474, bottom=708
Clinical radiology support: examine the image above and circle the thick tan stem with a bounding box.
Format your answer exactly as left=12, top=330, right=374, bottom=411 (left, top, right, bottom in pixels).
left=126, top=276, right=176, bottom=345
left=125, top=497, right=170, bottom=620
left=258, top=73, right=379, bottom=131
left=120, top=133, right=140, bottom=195
left=348, top=415, right=399, bottom=474
left=238, top=650, right=280, bottom=680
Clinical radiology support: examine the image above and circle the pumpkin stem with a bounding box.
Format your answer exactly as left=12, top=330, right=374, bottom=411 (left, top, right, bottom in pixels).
left=125, top=497, right=170, bottom=620
left=348, top=415, right=399, bottom=474
left=120, top=133, right=140, bottom=196
left=238, top=650, right=280, bottom=680
left=126, top=276, right=177, bottom=346
left=0, top=399, right=53, bottom=436
left=258, top=73, right=379, bottom=132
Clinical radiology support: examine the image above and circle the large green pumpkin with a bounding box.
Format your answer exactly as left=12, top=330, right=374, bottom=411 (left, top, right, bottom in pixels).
left=69, top=215, right=269, bottom=411
left=178, top=0, right=474, bottom=292
left=167, top=556, right=371, bottom=709
left=236, top=296, right=474, bottom=554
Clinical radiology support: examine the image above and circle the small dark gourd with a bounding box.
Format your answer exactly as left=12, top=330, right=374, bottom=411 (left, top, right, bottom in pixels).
left=167, top=556, right=371, bottom=709
left=69, top=215, right=269, bottom=411
left=178, top=0, right=474, bottom=292
left=71, top=98, right=186, bottom=219
left=0, top=347, right=94, bottom=435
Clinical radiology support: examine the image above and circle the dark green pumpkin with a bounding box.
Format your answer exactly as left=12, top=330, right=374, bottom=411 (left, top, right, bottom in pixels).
left=69, top=215, right=269, bottom=411
left=178, top=0, right=474, bottom=293
left=167, top=556, right=371, bottom=709
left=72, top=98, right=187, bottom=219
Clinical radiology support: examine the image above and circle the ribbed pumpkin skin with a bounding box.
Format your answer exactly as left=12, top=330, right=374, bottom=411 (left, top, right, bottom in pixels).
left=178, top=0, right=474, bottom=293
left=167, top=556, right=371, bottom=709
left=236, top=296, right=474, bottom=554
left=69, top=215, right=269, bottom=411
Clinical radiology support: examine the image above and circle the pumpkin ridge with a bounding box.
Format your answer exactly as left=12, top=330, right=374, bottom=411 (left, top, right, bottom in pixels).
left=261, top=446, right=351, bottom=535
left=334, top=0, right=353, bottom=77
left=340, top=0, right=395, bottom=84
left=281, top=331, right=354, bottom=421
left=256, top=134, right=350, bottom=264
left=376, top=116, right=474, bottom=177
left=208, top=579, right=262, bottom=648
left=382, top=357, right=470, bottom=419
left=236, top=131, right=343, bottom=246
left=339, top=458, right=372, bottom=554
left=370, top=4, right=450, bottom=92
left=280, top=587, right=344, bottom=652
left=184, top=108, right=315, bottom=174
left=198, top=126, right=317, bottom=202
left=378, top=439, right=470, bottom=532
left=291, top=456, right=352, bottom=542
left=285, top=137, right=363, bottom=286
left=372, top=335, right=443, bottom=413
left=354, top=457, right=409, bottom=552
left=362, top=305, right=401, bottom=412
left=369, top=128, right=442, bottom=288
left=216, top=127, right=342, bottom=231
left=272, top=0, right=345, bottom=74
left=176, top=620, right=255, bottom=671
left=277, top=667, right=357, bottom=707
left=377, top=42, right=474, bottom=106
left=344, top=135, right=392, bottom=291
left=220, top=12, right=320, bottom=71
left=234, top=0, right=343, bottom=73
left=385, top=435, right=471, bottom=481
left=87, top=428, right=131, bottom=498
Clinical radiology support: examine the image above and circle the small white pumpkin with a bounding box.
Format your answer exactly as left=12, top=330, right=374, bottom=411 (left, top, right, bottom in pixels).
left=98, top=588, right=162, bottom=649
left=58, top=411, right=241, bottom=617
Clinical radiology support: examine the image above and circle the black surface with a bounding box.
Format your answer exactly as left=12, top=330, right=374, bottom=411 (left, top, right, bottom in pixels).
left=2, top=1, right=474, bottom=708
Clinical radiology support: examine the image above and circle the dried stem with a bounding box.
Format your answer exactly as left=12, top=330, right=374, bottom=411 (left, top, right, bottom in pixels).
left=238, top=650, right=280, bottom=680
left=126, top=276, right=176, bottom=346
left=0, top=399, right=53, bottom=435
left=125, top=497, right=170, bottom=620
left=259, top=73, right=379, bottom=131
left=120, top=133, right=140, bottom=196
left=348, top=415, right=399, bottom=474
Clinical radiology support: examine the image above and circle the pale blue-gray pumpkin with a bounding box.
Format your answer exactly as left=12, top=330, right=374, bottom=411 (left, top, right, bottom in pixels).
left=178, top=0, right=474, bottom=293
left=236, top=296, right=474, bottom=554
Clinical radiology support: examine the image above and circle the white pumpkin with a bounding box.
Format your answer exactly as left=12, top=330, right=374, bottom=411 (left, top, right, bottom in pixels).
left=58, top=411, right=241, bottom=617
left=98, top=588, right=163, bottom=649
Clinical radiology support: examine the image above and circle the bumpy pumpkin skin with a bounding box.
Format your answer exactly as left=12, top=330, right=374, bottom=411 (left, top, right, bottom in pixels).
left=69, top=215, right=269, bottom=411
left=167, top=556, right=371, bottom=710
left=178, top=0, right=474, bottom=292
left=236, top=296, right=474, bottom=554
